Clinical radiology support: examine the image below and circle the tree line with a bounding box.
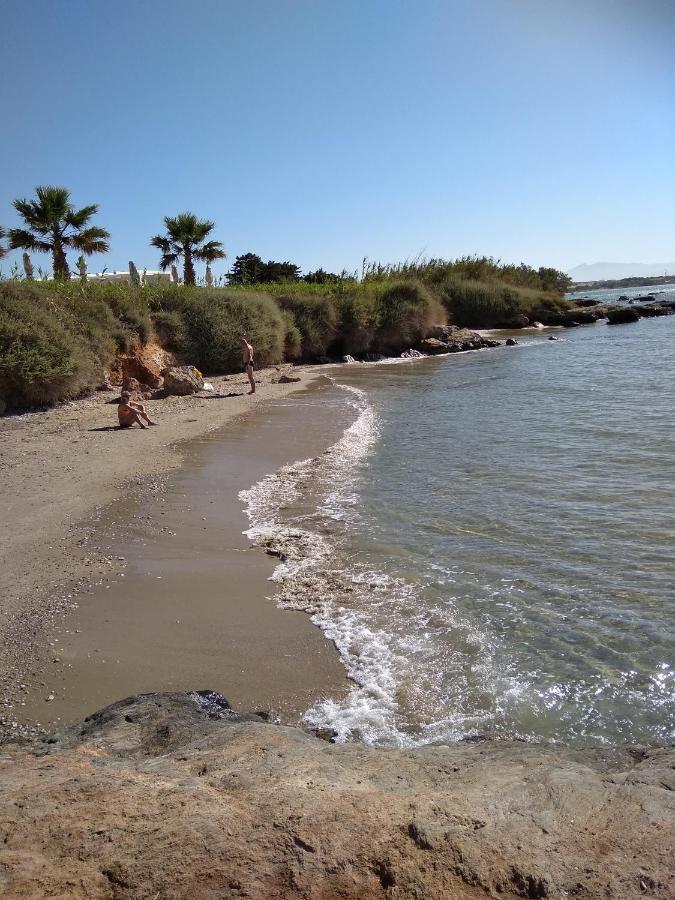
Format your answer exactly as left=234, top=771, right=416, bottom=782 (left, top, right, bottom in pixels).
left=0, top=185, right=343, bottom=287
left=0, top=184, right=571, bottom=293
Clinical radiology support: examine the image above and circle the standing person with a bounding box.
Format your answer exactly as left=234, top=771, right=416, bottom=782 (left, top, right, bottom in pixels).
left=240, top=337, right=255, bottom=394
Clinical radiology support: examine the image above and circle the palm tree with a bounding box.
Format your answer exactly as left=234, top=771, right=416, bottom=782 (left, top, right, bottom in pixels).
left=8, top=186, right=110, bottom=279
left=0, top=226, right=8, bottom=260
left=150, top=212, right=225, bottom=286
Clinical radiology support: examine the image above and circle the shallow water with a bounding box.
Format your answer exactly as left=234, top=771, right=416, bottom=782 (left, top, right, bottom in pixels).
left=242, top=315, right=675, bottom=747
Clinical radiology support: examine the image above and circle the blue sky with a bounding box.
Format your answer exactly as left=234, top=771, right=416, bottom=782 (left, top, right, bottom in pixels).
left=1, top=0, right=673, bottom=278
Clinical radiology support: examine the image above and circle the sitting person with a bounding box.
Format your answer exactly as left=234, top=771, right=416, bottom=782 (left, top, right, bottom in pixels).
left=117, top=391, right=158, bottom=429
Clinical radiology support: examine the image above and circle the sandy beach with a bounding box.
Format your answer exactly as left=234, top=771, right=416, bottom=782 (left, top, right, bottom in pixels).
left=0, top=364, right=350, bottom=736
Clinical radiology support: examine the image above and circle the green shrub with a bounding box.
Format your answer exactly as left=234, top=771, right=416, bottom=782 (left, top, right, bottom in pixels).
left=0, top=283, right=107, bottom=408
left=274, top=293, right=337, bottom=359
left=151, top=309, right=188, bottom=353
left=280, top=310, right=302, bottom=360
left=92, top=283, right=152, bottom=344
left=147, top=286, right=285, bottom=372
left=331, top=290, right=379, bottom=356
left=438, top=277, right=571, bottom=328
left=373, top=280, right=444, bottom=352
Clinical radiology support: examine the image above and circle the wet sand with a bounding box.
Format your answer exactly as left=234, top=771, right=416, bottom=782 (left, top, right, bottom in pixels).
left=1, top=368, right=351, bottom=733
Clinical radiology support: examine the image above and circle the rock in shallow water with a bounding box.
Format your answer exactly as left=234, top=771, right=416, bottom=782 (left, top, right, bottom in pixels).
left=0, top=691, right=672, bottom=899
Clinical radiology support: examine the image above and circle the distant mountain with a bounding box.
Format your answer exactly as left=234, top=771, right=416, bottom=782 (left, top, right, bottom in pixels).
left=568, top=262, right=675, bottom=282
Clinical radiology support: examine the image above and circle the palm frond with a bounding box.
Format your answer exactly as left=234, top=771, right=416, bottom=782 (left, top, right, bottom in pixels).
left=70, top=227, right=110, bottom=255
left=34, top=185, right=71, bottom=227
left=162, top=212, right=215, bottom=244
left=8, top=228, right=52, bottom=254
left=150, top=235, right=173, bottom=254
left=158, top=253, right=179, bottom=271
left=195, top=240, right=226, bottom=263
left=64, top=204, right=98, bottom=230
left=12, top=198, right=51, bottom=233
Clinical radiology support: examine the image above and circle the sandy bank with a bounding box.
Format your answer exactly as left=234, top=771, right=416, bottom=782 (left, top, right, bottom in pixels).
left=0, top=365, right=349, bottom=735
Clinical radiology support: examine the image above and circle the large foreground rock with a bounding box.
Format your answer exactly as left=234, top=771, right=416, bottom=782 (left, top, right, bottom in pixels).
left=0, top=692, right=672, bottom=899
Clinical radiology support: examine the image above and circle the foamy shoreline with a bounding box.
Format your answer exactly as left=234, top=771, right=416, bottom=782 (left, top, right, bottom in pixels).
left=0, top=364, right=344, bottom=737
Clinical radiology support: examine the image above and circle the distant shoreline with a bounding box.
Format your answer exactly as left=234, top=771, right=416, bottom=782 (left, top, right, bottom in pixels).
left=567, top=274, right=675, bottom=292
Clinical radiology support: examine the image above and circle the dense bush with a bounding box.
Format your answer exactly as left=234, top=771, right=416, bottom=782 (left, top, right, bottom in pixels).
left=274, top=293, right=337, bottom=359
left=438, top=277, right=568, bottom=328
left=0, top=281, right=119, bottom=408
left=150, top=309, right=188, bottom=353
left=147, top=286, right=285, bottom=372
left=0, top=261, right=573, bottom=411
left=373, top=281, right=445, bottom=352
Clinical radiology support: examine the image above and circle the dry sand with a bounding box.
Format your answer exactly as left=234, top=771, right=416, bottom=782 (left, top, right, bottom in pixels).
left=0, top=365, right=350, bottom=737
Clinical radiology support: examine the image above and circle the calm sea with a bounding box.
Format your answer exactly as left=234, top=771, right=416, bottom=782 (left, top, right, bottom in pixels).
left=242, top=292, right=675, bottom=748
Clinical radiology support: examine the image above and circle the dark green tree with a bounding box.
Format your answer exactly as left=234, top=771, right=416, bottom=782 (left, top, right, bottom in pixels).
left=303, top=268, right=341, bottom=284
left=228, top=254, right=302, bottom=285
left=227, top=253, right=266, bottom=285
left=8, top=186, right=110, bottom=279
left=538, top=266, right=571, bottom=293
left=151, top=213, right=225, bottom=287
left=0, top=227, right=8, bottom=259
left=263, top=260, right=301, bottom=283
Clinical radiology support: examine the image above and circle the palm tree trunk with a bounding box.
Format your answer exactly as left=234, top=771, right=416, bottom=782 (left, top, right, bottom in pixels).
left=52, top=234, right=69, bottom=280
left=183, top=247, right=196, bottom=286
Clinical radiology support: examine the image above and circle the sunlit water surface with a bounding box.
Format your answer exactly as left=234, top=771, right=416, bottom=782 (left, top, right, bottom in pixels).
left=243, top=313, right=675, bottom=747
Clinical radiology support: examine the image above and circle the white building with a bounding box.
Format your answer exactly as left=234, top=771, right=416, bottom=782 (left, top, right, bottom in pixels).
left=81, top=269, right=173, bottom=284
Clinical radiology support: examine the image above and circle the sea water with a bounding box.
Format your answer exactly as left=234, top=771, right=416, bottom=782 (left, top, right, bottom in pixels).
left=241, top=309, right=675, bottom=747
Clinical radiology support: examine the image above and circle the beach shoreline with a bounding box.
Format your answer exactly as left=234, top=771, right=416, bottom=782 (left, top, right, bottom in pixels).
left=0, top=364, right=353, bottom=737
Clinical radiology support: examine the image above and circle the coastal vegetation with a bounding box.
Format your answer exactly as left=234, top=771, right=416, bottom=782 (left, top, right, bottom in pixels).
left=0, top=268, right=568, bottom=410
left=0, top=185, right=577, bottom=410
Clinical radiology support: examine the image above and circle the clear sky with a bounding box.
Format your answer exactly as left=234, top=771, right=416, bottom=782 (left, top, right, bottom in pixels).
left=1, top=0, right=674, bottom=279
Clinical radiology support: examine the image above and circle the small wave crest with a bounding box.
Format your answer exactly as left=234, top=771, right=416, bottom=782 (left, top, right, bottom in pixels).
left=239, top=385, right=512, bottom=746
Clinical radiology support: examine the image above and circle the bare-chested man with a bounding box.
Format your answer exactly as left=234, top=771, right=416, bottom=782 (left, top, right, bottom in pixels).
left=117, top=391, right=159, bottom=429
left=240, top=337, right=255, bottom=394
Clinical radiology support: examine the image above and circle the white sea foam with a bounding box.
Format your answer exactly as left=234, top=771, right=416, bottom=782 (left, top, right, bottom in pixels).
left=239, top=383, right=512, bottom=746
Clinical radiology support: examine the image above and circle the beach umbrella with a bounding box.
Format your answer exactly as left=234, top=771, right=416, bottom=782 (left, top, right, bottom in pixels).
left=205, top=263, right=213, bottom=286
left=171, top=265, right=180, bottom=284
left=22, top=252, right=34, bottom=279
left=129, top=260, right=141, bottom=286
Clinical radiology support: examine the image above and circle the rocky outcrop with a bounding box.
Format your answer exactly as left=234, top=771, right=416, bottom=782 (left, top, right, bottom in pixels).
left=638, top=302, right=675, bottom=318
left=109, top=343, right=173, bottom=390
left=276, top=373, right=302, bottom=383
left=607, top=306, right=642, bottom=324
left=496, top=314, right=530, bottom=329
left=0, top=692, right=672, bottom=899
left=162, top=365, right=204, bottom=395
left=418, top=327, right=500, bottom=355
left=418, top=337, right=450, bottom=354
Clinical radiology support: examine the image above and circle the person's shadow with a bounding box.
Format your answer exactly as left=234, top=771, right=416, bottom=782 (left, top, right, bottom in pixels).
left=88, top=425, right=125, bottom=432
